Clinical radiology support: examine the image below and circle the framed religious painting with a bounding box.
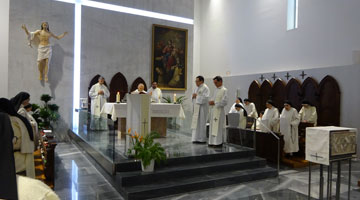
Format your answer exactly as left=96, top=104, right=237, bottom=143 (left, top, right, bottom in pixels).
left=151, top=24, right=188, bottom=91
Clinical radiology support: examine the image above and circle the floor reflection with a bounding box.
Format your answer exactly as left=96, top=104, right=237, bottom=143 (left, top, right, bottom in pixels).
left=71, top=160, right=78, bottom=200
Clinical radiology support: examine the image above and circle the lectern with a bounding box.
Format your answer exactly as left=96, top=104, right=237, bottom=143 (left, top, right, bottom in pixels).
left=125, top=94, right=151, bottom=155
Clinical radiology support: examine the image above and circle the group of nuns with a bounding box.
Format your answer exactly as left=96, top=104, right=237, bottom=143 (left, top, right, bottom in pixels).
left=0, top=92, right=59, bottom=200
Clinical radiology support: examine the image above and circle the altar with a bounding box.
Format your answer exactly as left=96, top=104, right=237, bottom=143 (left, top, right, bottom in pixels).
left=101, top=102, right=185, bottom=137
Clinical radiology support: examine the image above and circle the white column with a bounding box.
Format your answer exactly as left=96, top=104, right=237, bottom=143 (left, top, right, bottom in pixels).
left=0, top=0, right=9, bottom=97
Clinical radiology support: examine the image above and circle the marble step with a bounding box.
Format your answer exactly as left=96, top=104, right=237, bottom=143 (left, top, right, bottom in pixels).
left=122, top=166, right=278, bottom=200
left=120, top=156, right=266, bottom=187
left=116, top=146, right=255, bottom=172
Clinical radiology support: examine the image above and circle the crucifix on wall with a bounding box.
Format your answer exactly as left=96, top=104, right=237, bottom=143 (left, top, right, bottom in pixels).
left=300, top=71, right=307, bottom=79
left=259, top=75, right=265, bottom=81
left=285, top=72, right=291, bottom=80
left=272, top=73, right=277, bottom=81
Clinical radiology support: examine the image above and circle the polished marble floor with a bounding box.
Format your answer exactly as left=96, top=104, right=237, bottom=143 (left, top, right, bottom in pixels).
left=55, top=141, right=360, bottom=200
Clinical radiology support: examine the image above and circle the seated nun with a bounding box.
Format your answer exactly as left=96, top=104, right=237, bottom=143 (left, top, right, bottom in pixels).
left=280, top=100, right=300, bottom=156
left=131, top=83, right=147, bottom=94
left=0, top=113, right=60, bottom=200
left=10, top=91, right=31, bottom=112
left=229, top=97, right=244, bottom=113
left=299, top=100, right=317, bottom=126
left=0, top=98, right=35, bottom=178
left=0, top=112, right=18, bottom=200
left=229, top=103, right=247, bottom=129
left=18, top=104, right=40, bottom=148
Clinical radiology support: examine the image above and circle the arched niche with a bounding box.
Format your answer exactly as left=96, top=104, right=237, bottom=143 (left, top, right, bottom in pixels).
left=88, top=74, right=108, bottom=112
left=271, top=79, right=286, bottom=113
left=109, top=72, right=128, bottom=102
left=301, top=77, right=319, bottom=108
left=285, top=78, right=302, bottom=111
left=260, top=79, right=272, bottom=112
left=248, top=80, right=261, bottom=114
left=130, top=77, right=148, bottom=93
left=318, top=75, right=340, bottom=126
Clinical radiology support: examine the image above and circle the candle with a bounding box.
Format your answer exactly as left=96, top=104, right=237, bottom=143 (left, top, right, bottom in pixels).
left=173, top=93, right=177, bottom=103
left=116, top=92, right=120, bottom=103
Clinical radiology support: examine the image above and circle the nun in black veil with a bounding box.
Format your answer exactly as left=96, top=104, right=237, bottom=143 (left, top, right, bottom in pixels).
left=10, top=92, right=30, bottom=112
left=0, top=112, right=18, bottom=199
left=0, top=98, right=35, bottom=178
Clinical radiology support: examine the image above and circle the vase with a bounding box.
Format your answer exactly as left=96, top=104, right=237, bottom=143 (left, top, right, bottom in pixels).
left=141, top=159, right=155, bottom=172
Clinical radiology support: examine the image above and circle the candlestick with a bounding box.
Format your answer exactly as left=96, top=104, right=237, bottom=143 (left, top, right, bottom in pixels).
left=116, top=92, right=120, bottom=103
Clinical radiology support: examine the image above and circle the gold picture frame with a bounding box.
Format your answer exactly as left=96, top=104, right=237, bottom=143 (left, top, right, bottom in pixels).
left=151, top=24, right=188, bottom=91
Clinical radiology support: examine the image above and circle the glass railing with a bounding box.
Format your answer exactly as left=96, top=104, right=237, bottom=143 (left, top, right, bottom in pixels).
left=75, top=109, right=117, bottom=162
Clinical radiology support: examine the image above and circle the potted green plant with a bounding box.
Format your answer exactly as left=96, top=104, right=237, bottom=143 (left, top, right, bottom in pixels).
left=32, top=94, right=60, bottom=130
left=127, top=129, right=167, bottom=172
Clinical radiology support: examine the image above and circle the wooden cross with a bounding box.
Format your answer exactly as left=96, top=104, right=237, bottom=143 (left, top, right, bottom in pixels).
left=300, top=71, right=307, bottom=79
left=214, top=117, right=218, bottom=122
left=285, top=72, right=291, bottom=80
left=272, top=73, right=277, bottom=81
left=259, top=75, right=265, bottom=81
left=310, top=153, right=323, bottom=160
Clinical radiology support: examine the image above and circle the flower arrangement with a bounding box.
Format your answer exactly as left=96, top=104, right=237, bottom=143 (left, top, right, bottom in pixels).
left=127, top=129, right=167, bottom=169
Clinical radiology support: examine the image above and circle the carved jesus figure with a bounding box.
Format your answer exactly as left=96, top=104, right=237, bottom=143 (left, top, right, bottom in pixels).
left=21, top=22, right=67, bottom=82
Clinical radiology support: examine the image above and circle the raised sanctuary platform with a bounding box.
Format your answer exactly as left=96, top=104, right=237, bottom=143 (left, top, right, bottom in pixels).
left=69, top=111, right=277, bottom=199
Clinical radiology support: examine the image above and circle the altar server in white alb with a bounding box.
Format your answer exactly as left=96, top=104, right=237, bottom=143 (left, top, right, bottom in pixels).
left=147, top=81, right=162, bottom=103
left=191, top=76, right=210, bottom=143
left=243, top=98, right=258, bottom=119
left=208, top=76, right=228, bottom=146
left=299, top=100, right=317, bottom=126
left=89, top=76, right=110, bottom=130
left=229, top=103, right=247, bottom=129
left=261, top=100, right=280, bottom=132
left=229, top=97, right=244, bottom=113
left=280, top=101, right=300, bottom=154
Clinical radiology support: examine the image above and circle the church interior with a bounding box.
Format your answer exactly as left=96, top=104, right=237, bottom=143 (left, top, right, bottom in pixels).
left=1, top=0, right=360, bottom=199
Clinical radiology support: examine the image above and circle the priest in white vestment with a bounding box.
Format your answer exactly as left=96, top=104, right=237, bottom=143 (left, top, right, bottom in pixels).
left=261, top=100, right=280, bottom=132
left=229, top=97, right=244, bottom=113
left=131, top=83, right=147, bottom=94
left=191, top=76, right=210, bottom=143
left=208, top=76, right=228, bottom=146
left=243, top=98, right=258, bottom=119
left=147, top=81, right=162, bottom=103
left=299, top=100, right=317, bottom=126
left=89, top=76, right=110, bottom=130
left=280, top=101, right=300, bottom=154
left=229, top=104, right=247, bottom=129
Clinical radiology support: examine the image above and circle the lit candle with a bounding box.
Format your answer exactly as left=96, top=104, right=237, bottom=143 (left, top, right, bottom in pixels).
left=173, top=93, right=177, bottom=103
left=116, top=92, right=120, bottom=103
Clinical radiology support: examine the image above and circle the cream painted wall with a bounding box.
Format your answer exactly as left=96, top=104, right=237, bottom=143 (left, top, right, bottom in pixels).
left=196, top=0, right=360, bottom=78
left=0, top=0, right=9, bottom=98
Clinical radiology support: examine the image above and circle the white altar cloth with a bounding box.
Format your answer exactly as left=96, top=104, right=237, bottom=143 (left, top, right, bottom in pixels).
left=101, top=103, right=185, bottom=121
left=305, top=126, right=357, bottom=165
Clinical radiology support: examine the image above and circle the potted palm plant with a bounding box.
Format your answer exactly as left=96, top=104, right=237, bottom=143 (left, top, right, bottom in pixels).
left=127, top=129, right=167, bottom=172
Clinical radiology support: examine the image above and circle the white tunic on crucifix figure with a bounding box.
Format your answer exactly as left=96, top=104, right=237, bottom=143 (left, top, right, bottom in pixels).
left=89, top=82, right=110, bottom=130
left=280, top=107, right=300, bottom=153
left=209, top=86, right=228, bottom=145
left=262, top=107, right=280, bottom=132
left=191, top=83, right=210, bottom=142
